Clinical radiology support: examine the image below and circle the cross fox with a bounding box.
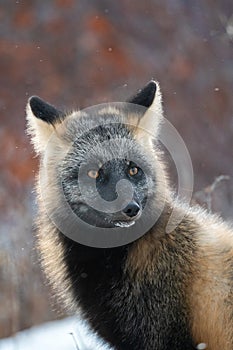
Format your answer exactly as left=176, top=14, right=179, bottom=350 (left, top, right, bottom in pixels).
left=26, top=81, right=233, bottom=350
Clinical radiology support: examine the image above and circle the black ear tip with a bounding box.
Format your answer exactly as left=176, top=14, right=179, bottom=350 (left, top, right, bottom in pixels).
left=145, top=80, right=157, bottom=93
left=148, top=79, right=157, bottom=86
left=28, top=95, right=43, bottom=109
left=128, top=79, right=158, bottom=108
left=29, top=95, right=41, bottom=102
left=28, top=95, right=63, bottom=124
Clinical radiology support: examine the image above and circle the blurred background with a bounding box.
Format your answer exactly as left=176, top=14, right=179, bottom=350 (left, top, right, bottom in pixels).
left=0, top=0, right=232, bottom=342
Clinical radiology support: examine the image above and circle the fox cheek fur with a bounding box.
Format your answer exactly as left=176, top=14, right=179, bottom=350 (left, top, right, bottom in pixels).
left=26, top=80, right=233, bottom=350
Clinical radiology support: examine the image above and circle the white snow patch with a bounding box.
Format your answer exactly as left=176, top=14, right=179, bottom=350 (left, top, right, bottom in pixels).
left=0, top=317, right=113, bottom=350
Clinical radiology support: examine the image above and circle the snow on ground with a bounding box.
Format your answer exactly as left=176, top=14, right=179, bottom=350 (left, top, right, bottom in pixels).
left=0, top=317, right=112, bottom=350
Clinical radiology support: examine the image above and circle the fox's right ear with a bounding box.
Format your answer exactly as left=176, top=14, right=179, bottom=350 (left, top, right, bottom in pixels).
left=26, top=96, right=65, bottom=154
left=127, top=80, right=163, bottom=145
left=127, top=80, right=158, bottom=109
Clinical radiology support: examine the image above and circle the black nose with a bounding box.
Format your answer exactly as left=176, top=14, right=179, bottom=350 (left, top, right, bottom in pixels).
left=122, top=201, right=140, bottom=218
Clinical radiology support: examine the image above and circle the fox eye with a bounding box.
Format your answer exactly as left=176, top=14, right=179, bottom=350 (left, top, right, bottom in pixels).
left=129, top=166, right=138, bottom=176
left=87, top=170, right=99, bottom=179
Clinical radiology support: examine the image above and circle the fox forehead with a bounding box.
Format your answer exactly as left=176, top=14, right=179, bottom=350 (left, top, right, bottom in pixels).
left=49, top=107, right=149, bottom=166
left=61, top=126, right=154, bottom=176
left=63, top=103, right=141, bottom=139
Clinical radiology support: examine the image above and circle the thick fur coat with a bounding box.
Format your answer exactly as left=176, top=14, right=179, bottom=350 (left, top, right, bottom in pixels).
left=27, top=81, right=233, bottom=350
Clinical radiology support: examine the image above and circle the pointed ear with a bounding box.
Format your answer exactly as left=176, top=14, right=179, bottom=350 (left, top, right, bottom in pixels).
left=128, top=80, right=158, bottom=108
left=26, top=96, right=65, bottom=154
left=128, top=80, right=163, bottom=141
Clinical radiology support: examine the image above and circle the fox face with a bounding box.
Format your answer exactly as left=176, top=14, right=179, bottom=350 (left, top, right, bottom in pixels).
left=61, top=131, right=151, bottom=229
left=27, top=81, right=167, bottom=240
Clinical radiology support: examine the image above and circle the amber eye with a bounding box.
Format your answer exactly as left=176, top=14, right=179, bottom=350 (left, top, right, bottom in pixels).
left=87, top=170, right=99, bottom=179
left=129, top=166, right=138, bottom=176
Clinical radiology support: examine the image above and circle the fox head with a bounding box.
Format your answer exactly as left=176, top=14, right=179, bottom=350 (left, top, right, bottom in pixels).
left=26, top=81, right=169, bottom=244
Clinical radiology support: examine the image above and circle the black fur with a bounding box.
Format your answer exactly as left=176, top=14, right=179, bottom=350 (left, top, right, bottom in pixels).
left=60, top=225, right=196, bottom=350
left=29, top=96, right=64, bottom=124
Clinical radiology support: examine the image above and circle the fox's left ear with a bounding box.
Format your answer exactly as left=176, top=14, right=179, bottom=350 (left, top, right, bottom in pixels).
left=128, top=80, right=163, bottom=139
left=26, top=96, right=65, bottom=154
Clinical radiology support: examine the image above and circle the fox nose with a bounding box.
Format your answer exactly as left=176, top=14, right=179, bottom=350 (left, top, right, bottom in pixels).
left=122, top=201, right=140, bottom=218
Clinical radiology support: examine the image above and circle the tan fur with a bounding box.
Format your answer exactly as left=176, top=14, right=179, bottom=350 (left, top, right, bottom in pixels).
left=26, top=103, right=56, bottom=155
left=125, top=231, right=161, bottom=280
left=37, top=221, right=75, bottom=311
left=28, top=116, right=77, bottom=312
left=137, top=81, right=163, bottom=137
left=133, top=81, right=163, bottom=149
left=189, top=211, right=233, bottom=350
left=126, top=202, right=233, bottom=349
